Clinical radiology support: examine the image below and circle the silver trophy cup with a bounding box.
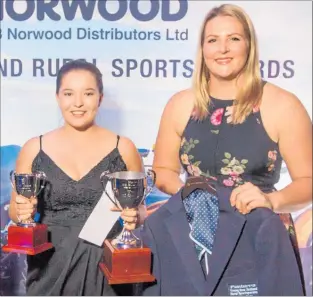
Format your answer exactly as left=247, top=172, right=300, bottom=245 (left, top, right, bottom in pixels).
left=100, top=170, right=156, bottom=249
left=10, top=170, right=46, bottom=226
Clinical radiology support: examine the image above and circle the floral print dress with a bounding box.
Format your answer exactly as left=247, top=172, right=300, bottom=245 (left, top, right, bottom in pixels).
left=179, top=95, right=299, bottom=253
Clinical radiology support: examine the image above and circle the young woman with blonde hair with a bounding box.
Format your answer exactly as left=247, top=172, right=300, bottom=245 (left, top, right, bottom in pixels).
left=152, top=4, right=311, bottom=293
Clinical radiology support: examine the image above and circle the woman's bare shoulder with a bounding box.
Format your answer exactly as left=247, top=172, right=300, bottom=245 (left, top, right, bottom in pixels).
left=167, top=88, right=195, bottom=110
left=262, top=82, right=310, bottom=138
left=19, top=128, right=60, bottom=158
left=15, top=133, right=47, bottom=170
left=263, top=82, right=304, bottom=112
left=95, top=127, right=136, bottom=152
left=162, top=88, right=195, bottom=124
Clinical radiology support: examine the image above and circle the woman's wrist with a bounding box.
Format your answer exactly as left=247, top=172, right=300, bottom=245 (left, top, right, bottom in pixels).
left=264, top=193, right=274, bottom=211
left=266, top=191, right=281, bottom=212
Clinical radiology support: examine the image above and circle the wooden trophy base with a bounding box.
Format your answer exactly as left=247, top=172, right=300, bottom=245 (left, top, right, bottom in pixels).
left=99, top=239, right=155, bottom=285
left=2, top=224, right=53, bottom=255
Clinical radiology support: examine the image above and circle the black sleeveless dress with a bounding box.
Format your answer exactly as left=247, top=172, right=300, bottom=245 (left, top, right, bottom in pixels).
left=27, top=135, right=132, bottom=296
left=179, top=95, right=299, bottom=255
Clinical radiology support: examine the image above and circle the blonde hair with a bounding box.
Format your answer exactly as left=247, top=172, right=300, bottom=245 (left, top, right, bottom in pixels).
left=192, top=4, right=263, bottom=124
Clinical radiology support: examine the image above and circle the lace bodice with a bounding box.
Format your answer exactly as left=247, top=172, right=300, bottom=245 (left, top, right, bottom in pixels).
left=31, top=147, right=127, bottom=226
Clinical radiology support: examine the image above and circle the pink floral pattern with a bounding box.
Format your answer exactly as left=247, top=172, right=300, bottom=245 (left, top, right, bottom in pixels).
left=181, top=153, right=189, bottom=165
left=187, top=165, right=201, bottom=176
left=180, top=137, right=214, bottom=178
left=220, top=152, right=247, bottom=187
left=221, top=105, right=260, bottom=124
left=210, top=108, right=224, bottom=126
left=225, top=106, right=234, bottom=124
left=179, top=99, right=298, bottom=263
left=181, top=104, right=279, bottom=188
left=223, top=179, right=234, bottom=187
left=267, top=150, right=277, bottom=172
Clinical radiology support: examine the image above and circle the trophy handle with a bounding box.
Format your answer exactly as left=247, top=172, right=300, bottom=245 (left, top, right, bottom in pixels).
left=100, top=172, right=119, bottom=208
left=145, top=169, right=156, bottom=196
left=34, top=171, right=47, bottom=197
left=9, top=170, right=15, bottom=189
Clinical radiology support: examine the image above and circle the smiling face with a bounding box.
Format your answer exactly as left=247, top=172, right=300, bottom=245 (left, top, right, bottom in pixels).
left=202, top=15, right=249, bottom=81
left=57, top=70, right=102, bottom=130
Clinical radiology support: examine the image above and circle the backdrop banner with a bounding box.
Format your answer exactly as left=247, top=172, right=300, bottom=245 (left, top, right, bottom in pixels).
left=0, top=1, right=311, bottom=295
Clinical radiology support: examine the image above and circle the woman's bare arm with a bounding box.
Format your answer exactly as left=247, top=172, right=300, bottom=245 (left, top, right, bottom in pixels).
left=153, top=90, right=194, bottom=195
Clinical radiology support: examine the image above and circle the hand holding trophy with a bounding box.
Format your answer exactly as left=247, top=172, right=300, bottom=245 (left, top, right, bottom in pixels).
left=2, top=171, right=53, bottom=255
left=99, top=170, right=156, bottom=284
